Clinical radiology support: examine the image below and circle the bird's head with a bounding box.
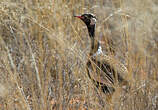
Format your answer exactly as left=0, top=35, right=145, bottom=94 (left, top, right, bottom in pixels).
left=74, top=13, right=97, bottom=27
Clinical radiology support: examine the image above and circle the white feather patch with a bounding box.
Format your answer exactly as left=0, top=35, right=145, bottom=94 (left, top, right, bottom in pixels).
left=92, top=45, right=103, bottom=57
left=90, top=18, right=96, bottom=25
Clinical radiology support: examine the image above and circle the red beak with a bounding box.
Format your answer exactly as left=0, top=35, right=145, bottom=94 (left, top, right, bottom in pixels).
left=74, top=15, right=83, bottom=19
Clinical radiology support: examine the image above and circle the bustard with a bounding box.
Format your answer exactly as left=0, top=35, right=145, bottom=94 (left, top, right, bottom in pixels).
left=74, top=13, right=130, bottom=94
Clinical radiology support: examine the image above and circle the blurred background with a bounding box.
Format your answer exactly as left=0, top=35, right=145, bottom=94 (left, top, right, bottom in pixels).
left=0, top=0, right=158, bottom=109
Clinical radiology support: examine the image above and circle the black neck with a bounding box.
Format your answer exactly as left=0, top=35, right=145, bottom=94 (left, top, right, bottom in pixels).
left=87, top=24, right=100, bottom=56
left=87, top=24, right=95, bottom=38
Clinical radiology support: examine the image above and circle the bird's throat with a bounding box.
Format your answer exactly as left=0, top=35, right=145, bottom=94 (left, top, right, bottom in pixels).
left=87, top=24, right=101, bottom=56
left=87, top=24, right=95, bottom=38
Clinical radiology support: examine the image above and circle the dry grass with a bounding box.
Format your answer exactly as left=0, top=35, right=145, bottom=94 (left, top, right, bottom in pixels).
left=0, top=0, right=158, bottom=110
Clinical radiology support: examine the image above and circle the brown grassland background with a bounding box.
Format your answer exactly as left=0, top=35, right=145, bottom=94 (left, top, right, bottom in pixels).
left=0, top=0, right=158, bottom=110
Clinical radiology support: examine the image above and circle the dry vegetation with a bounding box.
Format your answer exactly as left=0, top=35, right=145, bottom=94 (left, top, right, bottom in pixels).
left=0, top=0, right=158, bottom=110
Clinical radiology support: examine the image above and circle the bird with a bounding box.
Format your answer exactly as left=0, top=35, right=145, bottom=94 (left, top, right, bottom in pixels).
left=74, top=13, right=130, bottom=94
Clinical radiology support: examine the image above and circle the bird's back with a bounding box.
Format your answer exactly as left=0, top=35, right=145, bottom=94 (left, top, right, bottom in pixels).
left=87, top=53, right=130, bottom=92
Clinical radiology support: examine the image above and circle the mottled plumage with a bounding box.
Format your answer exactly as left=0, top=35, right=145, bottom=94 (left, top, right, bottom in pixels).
left=74, top=13, right=130, bottom=93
